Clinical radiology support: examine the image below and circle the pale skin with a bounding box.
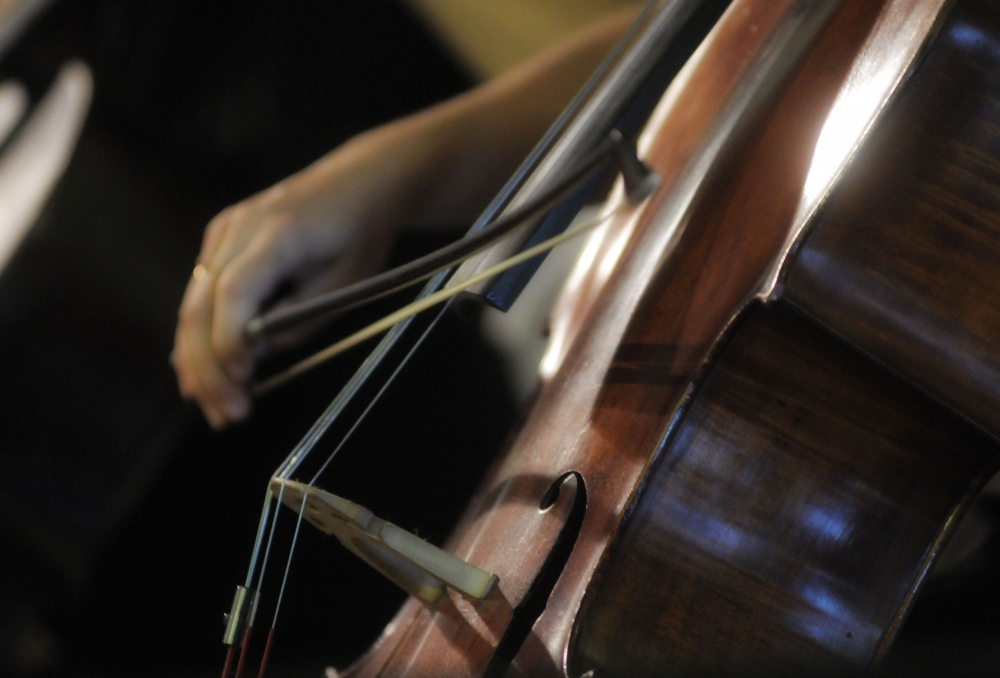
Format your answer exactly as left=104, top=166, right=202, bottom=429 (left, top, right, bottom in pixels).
left=174, top=6, right=641, bottom=428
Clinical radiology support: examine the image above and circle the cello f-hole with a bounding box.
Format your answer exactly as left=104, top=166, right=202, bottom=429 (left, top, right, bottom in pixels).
left=484, top=472, right=588, bottom=678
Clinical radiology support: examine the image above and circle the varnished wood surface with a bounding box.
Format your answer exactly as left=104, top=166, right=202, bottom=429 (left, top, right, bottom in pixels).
left=784, top=0, right=1000, bottom=441
left=342, top=467, right=580, bottom=676
left=344, top=0, right=846, bottom=674
left=336, top=0, right=1000, bottom=674
left=570, top=302, right=999, bottom=676
left=568, top=0, right=1000, bottom=673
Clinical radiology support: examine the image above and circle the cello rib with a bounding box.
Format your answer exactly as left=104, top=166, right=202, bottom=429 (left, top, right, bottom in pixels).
left=574, top=0, right=1000, bottom=673
left=784, top=0, right=1000, bottom=442
left=570, top=301, right=999, bottom=675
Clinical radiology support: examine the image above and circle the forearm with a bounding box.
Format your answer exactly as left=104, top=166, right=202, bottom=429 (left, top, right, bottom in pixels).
left=296, top=5, right=643, bottom=233
left=172, top=4, right=642, bottom=427
left=411, top=5, right=642, bottom=225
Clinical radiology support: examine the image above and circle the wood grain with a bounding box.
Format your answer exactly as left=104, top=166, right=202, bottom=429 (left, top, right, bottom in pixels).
left=784, top=0, right=1000, bottom=440
left=335, top=0, right=1000, bottom=674
left=343, top=0, right=846, bottom=673
left=570, top=302, right=999, bottom=676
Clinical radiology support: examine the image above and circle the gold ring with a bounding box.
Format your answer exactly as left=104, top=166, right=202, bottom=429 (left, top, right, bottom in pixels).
left=192, top=263, right=209, bottom=282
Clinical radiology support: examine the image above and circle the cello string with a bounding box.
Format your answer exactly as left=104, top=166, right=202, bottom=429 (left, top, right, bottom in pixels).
left=226, top=490, right=275, bottom=678
left=246, top=124, right=655, bottom=343
left=248, top=304, right=448, bottom=678
left=267, top=0, right=659, bottom=484
left=254, top=490, right=309, bottom=678
left=271, top=491, right=307, bottom=628
left=232, top=484, right=287, bottom=678
left=272, top=271, right=450, bottom=482
left=225, top=6, right=662, bottom=672
left=254, top=208, right=619, bottom=394
left=243, top=209, right=614, bottom=639
left=233, top=300, right=445, bottom=667
left=246, top=137, right=621, bottom=339
left=256, top=206, right=623, bottom=647
left=243, top=488, right=274, bottom=588
left=252, top=480, right=287, bottom=596
left=246, top=302, right=453, bottom=654
left=244, top=184, right=628, bottom=670
left=241, top=314, right=419, bottom=633
left=233, top=623, right=254, bottom=678
left=307, top=304, right=453, bottom=486
left=243, top=138, right=640, bottom=674
left=228, top=283, right=443, bottom=670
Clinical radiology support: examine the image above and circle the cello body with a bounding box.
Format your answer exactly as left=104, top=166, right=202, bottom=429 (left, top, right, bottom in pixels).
left=335, top=0, right=1000, bottom=674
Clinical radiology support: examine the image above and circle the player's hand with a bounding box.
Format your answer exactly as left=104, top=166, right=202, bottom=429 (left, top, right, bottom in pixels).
left=173, top=125, right=423, bottom=428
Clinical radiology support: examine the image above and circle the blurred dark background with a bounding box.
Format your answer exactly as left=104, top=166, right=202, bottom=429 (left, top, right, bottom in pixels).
left=0, top=1, right=517, bottom=675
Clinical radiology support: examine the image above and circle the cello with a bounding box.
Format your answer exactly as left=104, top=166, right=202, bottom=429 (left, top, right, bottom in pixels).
left=220, top=0, right=1000, bottom=674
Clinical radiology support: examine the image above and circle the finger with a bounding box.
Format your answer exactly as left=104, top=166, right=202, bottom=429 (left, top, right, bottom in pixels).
left=211, top=214, right=316, bottom=381
left=176, top=290, right=229, bottom=427
left=174, top=274, right=208, bottom=400
left=253, top=266, right=351, bottom=353
left=173, top=328, right=193, bottom=399
left=198, top=206, right=235, bottom=264
left=175, top=316, right=227, bottom=426
left=243, top=227, right=395, bottom=354
left=177, top=270, right=251, bottom=426
left=187, top=323, right=250, bottom=427
left=175, top=325, right=228, bottom=428
left=203, top=203, right=265, bottom=275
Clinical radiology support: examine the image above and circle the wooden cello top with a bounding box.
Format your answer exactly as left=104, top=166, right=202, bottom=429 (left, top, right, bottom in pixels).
left=339, top=0, right=1000, bottom=674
